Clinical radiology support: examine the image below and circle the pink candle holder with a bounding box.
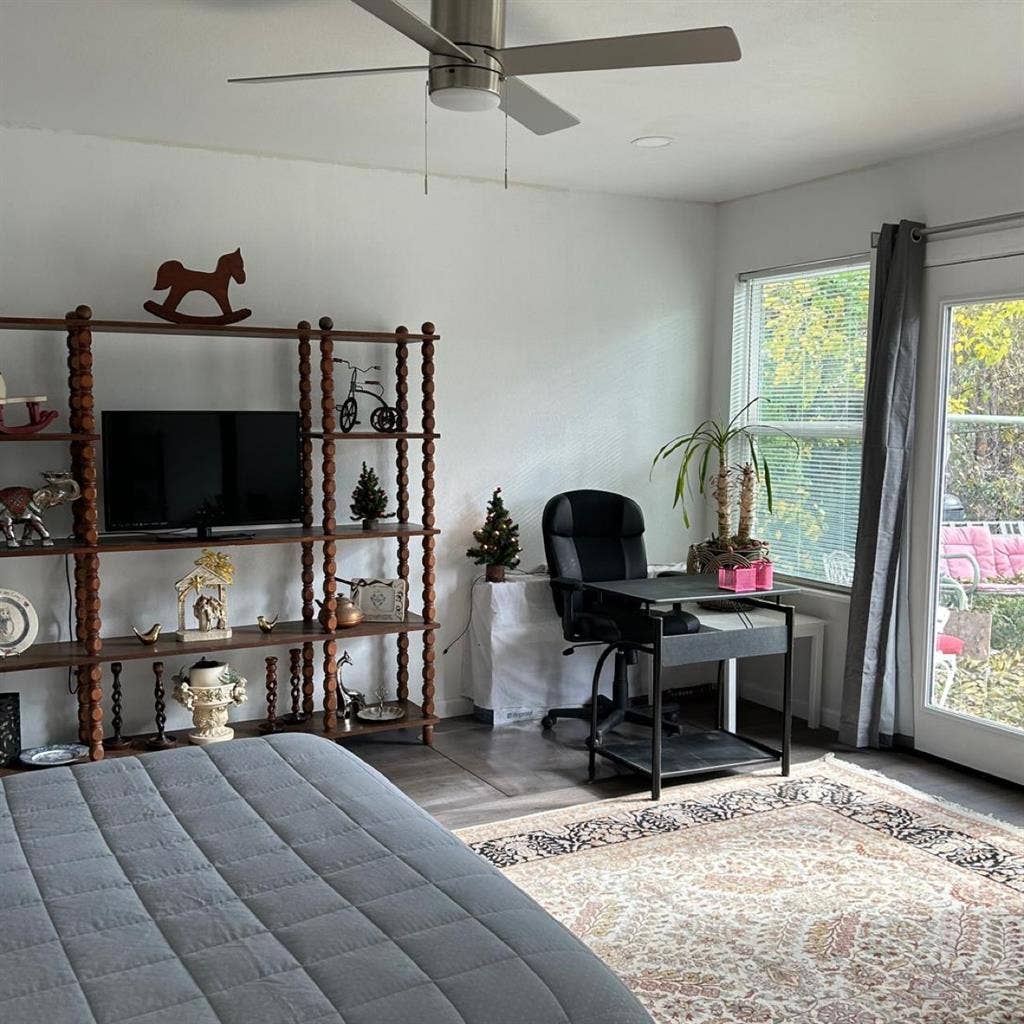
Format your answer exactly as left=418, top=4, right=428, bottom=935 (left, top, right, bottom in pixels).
left=755, top=561, right=775, bottom=590
left=718, top=566, right=758, bottom=592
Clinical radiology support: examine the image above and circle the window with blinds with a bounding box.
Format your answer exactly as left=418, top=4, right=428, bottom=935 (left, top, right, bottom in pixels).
left=730, top=259, right=871, bottom=586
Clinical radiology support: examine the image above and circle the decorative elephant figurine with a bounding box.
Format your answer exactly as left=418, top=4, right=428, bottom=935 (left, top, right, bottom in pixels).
left=0, top=471, right=80, bottom=548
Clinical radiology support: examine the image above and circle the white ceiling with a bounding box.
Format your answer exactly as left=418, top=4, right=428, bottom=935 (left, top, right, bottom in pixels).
left=1, top=0, right=1021, bottom=201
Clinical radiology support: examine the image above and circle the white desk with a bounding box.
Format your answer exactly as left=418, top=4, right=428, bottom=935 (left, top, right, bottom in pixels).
left=465, top=572, right=828, bottom=728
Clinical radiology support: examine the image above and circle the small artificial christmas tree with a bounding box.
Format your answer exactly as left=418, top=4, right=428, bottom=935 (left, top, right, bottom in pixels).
left=466, top=487, right=521, bottom=582
left=350, top=462, right=390, bottom=529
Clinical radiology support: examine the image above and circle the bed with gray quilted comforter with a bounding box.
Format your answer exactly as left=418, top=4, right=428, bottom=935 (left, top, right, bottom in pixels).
left=0, top=733, right=651, bottom=1024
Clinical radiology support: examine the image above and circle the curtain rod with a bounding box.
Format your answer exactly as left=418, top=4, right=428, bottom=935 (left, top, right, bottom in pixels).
left=871, top=210, right=1024, bottom=247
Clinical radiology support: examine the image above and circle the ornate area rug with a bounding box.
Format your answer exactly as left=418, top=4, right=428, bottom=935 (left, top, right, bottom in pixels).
left=456, top=757, right=1024, bottom=1024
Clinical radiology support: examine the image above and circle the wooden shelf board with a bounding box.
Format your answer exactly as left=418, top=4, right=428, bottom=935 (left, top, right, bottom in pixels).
left=0, top=316, right=438, bottom=344
left=0, top=432, right=99, bottom=442
left=307, top=431, right=440, bottom=440
left=0, top=701, right=439, bottom=774
left=0, top=523, right=438, bottom=559
left=0, top=616, right=438, bottom=674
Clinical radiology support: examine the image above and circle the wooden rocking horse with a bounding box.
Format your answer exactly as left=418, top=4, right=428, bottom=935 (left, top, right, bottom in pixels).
left=0, top=372, right=59, bottom=436
left=143, top=248, right=252, bottom=326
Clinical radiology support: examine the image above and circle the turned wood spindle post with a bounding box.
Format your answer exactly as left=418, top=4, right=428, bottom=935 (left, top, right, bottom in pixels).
left=103, top=662, right=129, bottom=751
left=395, top=326, right=411, bottom=703
left=420, top=322, right=437, bottom=744
left=67, top=310, right=89, bottom=745
left=319, top=316, right=339, bottom=730
left=67, top=304, right=104, bottom=760
left=260, top=656, right=280, bottom=733
left=301, top=642, right=315, bottom=719
left=146, top=661, right=175, bottom=750
left=297, top=319, right=318, bottom=712
left=286, top=647, right=305, bottom=723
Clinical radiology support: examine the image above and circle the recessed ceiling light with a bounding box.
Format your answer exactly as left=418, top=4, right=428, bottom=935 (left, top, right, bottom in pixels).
left=630, top=136, right=674, bottom=148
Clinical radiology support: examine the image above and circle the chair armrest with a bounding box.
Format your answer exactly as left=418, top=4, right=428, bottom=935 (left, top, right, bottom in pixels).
left=548, top=576, right=584, bottom=591
left=547, top=576, right=584, bottom=639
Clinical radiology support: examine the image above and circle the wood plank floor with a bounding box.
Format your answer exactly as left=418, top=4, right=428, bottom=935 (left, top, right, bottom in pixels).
left=346, top=696, right=1024, bottom=830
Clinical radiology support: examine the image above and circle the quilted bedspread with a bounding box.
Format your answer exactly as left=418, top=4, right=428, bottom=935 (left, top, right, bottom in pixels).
left=0, top=734, right=651, bottom=1024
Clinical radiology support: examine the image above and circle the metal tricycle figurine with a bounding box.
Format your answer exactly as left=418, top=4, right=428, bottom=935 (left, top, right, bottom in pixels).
left=333, top=358, right=399, bottom=433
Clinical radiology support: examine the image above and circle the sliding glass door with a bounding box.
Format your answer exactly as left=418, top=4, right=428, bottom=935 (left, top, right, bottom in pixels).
left=910, top=254, right=1024, bottom=783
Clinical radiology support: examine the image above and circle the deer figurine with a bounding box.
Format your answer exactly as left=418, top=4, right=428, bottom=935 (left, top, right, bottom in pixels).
left=0, top=471, right=81, bottom=547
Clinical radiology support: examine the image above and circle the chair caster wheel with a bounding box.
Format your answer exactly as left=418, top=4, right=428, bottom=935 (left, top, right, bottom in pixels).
left=541, top=716, right=555, bottom=730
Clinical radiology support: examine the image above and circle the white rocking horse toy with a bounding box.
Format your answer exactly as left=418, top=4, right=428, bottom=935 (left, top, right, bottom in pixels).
left=0, top=371, right=59, bottom=436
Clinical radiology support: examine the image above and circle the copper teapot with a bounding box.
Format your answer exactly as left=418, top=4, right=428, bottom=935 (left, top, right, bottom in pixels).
left=317, top=596, right=365, bottom=629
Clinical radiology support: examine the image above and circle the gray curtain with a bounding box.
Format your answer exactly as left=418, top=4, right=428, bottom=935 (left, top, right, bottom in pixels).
left=839, top=220, right=925, bottom=747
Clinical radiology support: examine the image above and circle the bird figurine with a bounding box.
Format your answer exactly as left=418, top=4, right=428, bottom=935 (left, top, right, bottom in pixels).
left=257, top=614, right=279, bottom=634
left=132, top=624, right=162, bottom=646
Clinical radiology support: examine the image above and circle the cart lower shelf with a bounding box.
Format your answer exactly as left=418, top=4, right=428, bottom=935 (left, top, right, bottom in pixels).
left=595, top=728, right=781, bottom=780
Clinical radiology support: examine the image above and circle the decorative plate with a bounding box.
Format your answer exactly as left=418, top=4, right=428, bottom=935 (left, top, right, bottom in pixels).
left=356, top=703, right=407, bottom=723
left=0, top=588, right=39, bottom=658
left=19, top=743, right=89, bottom=768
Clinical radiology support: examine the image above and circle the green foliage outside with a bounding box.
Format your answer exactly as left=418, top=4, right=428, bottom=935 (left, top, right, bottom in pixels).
left=944, top=649, right=1024, bottom=731
left=968, top=591, right=1024, bottom=652
left=943, top=300, right=1024, bottom=522
left=938, top=300, right=1024, bottom=731
left=752, top=267, right=869, bottom=578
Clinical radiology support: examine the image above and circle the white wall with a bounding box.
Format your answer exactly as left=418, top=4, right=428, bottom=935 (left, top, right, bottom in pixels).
left=710, top=127, right=1024, bottom=729
left=0, top=127, right=716, bottom=746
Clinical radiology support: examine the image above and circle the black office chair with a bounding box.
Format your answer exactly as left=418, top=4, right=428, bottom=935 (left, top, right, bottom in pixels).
left=541, top=490, right=700, bottom=740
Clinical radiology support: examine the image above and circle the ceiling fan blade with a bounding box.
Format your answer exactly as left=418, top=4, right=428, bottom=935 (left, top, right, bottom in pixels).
left=229, top=65, right=428, bottom=84
left=495, top=26, right=740, bottom=77
left=500, top=78, right=580, bottom=136
left=349, top=0, right=475, bottom=62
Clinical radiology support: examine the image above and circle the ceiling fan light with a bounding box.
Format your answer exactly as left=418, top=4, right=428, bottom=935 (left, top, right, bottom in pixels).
left=430, top=85, right=502, bottom=112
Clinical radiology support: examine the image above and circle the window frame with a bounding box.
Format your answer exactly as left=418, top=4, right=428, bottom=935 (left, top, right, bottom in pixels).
left=731, top=252, right=873, bottom=591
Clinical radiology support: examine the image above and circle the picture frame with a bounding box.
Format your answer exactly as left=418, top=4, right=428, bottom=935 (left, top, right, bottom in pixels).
left=350, top=578, right=408, bottom=623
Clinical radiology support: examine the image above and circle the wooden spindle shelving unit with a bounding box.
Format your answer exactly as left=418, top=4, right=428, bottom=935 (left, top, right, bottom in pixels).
left=0, top=308, right=441, bottom=765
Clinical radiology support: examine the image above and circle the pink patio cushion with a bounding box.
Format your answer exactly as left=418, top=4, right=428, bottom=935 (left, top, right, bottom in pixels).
left=940, top=525, right=997, bottom=581
left=992, top=533, right=1024, bottom=578
left=936, top=633, right=964, bottom=656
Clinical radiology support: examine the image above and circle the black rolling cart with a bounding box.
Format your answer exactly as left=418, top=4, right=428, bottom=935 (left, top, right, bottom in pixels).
left=582, top=576, right=799, bottom=799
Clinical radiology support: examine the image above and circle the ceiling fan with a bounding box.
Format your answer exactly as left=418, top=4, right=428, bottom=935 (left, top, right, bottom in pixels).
left=229, top=0, right=741, bottom=136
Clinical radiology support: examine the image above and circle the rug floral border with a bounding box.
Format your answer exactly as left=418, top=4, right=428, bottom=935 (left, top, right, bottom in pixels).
left=467, top=775, right=1024, bottom=891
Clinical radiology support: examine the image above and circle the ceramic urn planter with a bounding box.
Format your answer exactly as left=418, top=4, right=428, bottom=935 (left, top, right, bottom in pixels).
left=172, top=657, right=247, bottom=745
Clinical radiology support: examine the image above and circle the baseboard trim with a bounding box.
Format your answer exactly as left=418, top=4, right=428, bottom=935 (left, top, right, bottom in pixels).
left=436, top=697, right=474, bottom=719
left=738, top=678, right=841, bottom=732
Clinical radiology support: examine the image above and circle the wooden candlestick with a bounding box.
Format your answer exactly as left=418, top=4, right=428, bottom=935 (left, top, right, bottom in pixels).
left=283, top=647, right=306, bottom=724
left=143, top=661, right=176, bottom=750
left=259, top=656, right=283, bottom=734
left=103, top=662, right=130, bottom=751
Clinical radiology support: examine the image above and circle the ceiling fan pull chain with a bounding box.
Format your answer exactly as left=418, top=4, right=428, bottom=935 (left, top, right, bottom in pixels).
left=423, top=80, right=429, bottom=196
left=504, top=106, right=509, bottom=191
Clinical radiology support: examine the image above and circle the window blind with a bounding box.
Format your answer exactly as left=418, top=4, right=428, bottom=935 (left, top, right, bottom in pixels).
left=731, top=260, right=871, bottom=585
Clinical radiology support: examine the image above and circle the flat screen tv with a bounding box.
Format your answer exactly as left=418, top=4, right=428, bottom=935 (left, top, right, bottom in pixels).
left=102, top=411, right=302, bottom=537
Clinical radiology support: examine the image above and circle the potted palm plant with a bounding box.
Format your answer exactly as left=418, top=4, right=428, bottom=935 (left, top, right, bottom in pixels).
left=652, top=399, right=784, bottom=573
